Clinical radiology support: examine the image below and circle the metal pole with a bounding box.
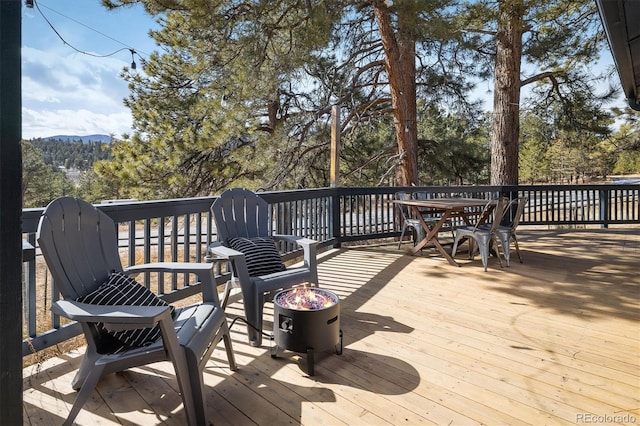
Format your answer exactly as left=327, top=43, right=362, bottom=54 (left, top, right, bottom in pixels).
left=0, top=0, right=24, bottom=424
left=329, top=107, right=342, bottom=246
left=330, top=105, right=341, bottom=188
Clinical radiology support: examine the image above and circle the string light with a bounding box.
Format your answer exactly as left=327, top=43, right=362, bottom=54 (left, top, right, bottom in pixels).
left=28, top=0, right=147, bottom=67
left=130, top=49, right=137, bottom=69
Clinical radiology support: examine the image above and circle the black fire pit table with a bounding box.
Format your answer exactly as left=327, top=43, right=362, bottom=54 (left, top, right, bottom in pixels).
left=271, top=287, right=343, bottom=376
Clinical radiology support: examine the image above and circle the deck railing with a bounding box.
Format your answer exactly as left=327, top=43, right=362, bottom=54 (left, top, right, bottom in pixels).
left=20, top=184, right=639, bottom=357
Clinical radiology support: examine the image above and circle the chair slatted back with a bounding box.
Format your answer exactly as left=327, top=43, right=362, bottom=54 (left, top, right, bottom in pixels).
left=490, top=197, right=511, bottom=232
left=394, top=191, right=414, bottom=221
left=510, top=197, right=528, bottom=230
left=212, top=188, right=271, bottom=244
left=473, top=197, right=510, bottom=233
left=37, top=197, right=123, bottom=301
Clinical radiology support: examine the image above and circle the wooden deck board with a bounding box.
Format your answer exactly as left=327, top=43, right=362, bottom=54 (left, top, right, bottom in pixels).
left=23, top=228, right=640, bottom=425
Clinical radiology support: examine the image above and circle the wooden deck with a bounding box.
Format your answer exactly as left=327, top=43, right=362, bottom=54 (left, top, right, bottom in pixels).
left=23, top=228, right=640, bottom=425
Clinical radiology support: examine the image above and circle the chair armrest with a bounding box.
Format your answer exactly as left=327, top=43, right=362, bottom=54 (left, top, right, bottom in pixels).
left=123, top=262, right=221, bottom=304
left=124, top=262, right=212, bottom=275
left=272, top=235, right=318, bottom=284
left=205, top=242, right=245, bottom=262
left=52, top=300, right=183, bottom=366
left=205, top=242, right=252, bottom=289
left=272, top=235, right=317, bottom=249
left=52, top=299, right=170, bottom=331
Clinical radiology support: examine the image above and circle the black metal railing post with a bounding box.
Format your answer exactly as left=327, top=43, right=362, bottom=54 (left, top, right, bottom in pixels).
left=331, top=188, right=342, bottom=247
left=599, top=188, right=610, bottom=228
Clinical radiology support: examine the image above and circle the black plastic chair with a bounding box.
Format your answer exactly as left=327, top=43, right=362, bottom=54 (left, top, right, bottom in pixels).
left=38, top=197, right=236, bottom=425
left=207, top=188, right=319, bottom=347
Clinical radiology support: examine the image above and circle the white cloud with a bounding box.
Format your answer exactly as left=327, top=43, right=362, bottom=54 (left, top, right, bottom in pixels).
left=22, top=107, right=133, bottom=140
left=21, top=45, right=134, bottom=138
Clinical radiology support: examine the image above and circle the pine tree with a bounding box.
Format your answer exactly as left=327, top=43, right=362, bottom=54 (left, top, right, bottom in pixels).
left=101, top=0, right=616, bottom=192
left=461, top=0, right=611, bottom=184
left=101, top=0, right=481, bottom=194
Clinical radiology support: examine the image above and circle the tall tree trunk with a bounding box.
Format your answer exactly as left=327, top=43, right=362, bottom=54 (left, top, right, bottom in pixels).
left=375, top=3, right=419, bottom=187
left=491, top=1, right=523, bottom=185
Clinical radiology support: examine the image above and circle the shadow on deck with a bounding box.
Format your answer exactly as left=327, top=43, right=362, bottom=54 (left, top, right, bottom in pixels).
left=23, top=228, right=640, bottom=425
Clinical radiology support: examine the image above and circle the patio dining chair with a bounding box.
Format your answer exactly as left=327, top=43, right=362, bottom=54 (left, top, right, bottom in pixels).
left=206, top=188, right=319, bottom=347
left=451, top=197, right=510, bottom=271
left=487, top=196, right=528, bottom=266
left=37, top=197, right=237, bottom=426
left=394, top=191, right=427, bottom=249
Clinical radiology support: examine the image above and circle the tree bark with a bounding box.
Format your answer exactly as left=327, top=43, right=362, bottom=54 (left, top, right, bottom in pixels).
left=374, top=3, right=419, bottom=186
left=491, top=1, right=523, bottom=185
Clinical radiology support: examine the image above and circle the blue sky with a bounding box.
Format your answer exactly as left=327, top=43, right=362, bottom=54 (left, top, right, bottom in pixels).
left=21, top=0, right=159, bottom=139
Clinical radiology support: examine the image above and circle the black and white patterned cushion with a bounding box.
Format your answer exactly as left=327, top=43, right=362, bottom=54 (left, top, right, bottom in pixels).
left=77, top=271, right=174, bottom=350
left=228, top=237, right=286, bottom=277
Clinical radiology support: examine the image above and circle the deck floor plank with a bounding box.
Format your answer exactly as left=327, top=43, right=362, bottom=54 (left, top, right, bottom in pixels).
left=22, top=228, right=640, bottom=425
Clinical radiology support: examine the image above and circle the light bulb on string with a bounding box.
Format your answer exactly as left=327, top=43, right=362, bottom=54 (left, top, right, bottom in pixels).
left=130, top=49, right=137, bottom=70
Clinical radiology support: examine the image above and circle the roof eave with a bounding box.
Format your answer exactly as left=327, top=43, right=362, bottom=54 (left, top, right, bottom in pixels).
left=595, top=0, right=640, bottom=111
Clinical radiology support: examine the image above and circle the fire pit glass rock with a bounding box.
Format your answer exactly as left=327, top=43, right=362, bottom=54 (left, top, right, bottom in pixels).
left=271, top=287, right=343, bottom=376
left=275, top=286, right=338, bottom=310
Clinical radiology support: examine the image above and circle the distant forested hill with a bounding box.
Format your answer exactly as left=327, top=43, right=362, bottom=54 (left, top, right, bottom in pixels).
left=29, top=137, right=112, bottom=170
left=43, top=134, right=112, bottom=144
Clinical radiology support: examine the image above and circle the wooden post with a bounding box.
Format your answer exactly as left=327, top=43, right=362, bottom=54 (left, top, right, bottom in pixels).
left=330, top=105, right=341, bottom=188
left=0, top=0, right=24, bottom=424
